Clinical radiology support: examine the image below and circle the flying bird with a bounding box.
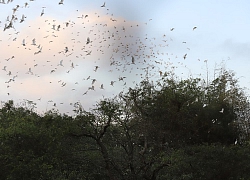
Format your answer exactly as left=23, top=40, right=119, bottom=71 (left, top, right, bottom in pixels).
left=61, top=82, right=66, bottom=87
left=234, top=139, right=238, bottom=145
left=86, top=37, right=90, bottom=44
left=57, top=25, right=61, bottom=31
left=24, top=2, right=28, bottom=7
left=27, top=68, right=33, bottom=75
left=50, top=70, right=55, bottom=73
left=88, top=86, right=95, bottom=90
left=31, top=38, right=36, bottom=45
left=40, top=9, right=44, bottom=16
left=91, top=79, right=96, bottom=85
left=219, top=108, right=224, bottom=113
left=52, top=24, right=56, bottom=30
left=110, top=81, right=115, bottom=86
left=86, top=51, right=92, bottom=55
left=22, top=39, right=26, bottom=46
left=34, top=46, right=42, bottom=55
left=64, top=47, right=68, bottom=53
left=183, top=53, right=187, bottom=60
left=83, top=91, right=88, bottom=95
left=94, top=66, right=99, bottom=72
left=20, top=14, right=26, bottom=23
left=59, top=0, right=64, bottom=5
left=101, top=2, right=105, bottom=7
left=12, top=6, right=19, bottom=14
left=58, top=60, right=64, bottom=66
left=159, top=71, right=163, bottom=76
left=71, top=62, right=74, bottom=69
left=132, top=56, right=135, bottom=64
left=193, top=26, right=197, bottom=30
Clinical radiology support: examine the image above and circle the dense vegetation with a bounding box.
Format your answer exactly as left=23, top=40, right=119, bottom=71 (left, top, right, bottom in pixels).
left=1, top=69, right=250, bottom=180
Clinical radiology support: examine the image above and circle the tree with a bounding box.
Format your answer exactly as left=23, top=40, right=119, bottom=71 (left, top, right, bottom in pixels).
left=1, top=68, right=250, bottom=180
left=122, top=69, right=246, bottom=147
left=0, top=101, right=81, bottom=179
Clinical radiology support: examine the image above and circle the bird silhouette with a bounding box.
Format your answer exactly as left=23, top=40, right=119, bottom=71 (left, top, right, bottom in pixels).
left=22, top=39, right=26, bottom=46
left=183, top=54, right=187, bottom=60
left=86, top=37, right=90, bottom=44
left=58, top=60, right=64, bottom=66
left=40, top=9, right=44, bottom=16
left=59, top=0, right=64, bottom=5
left=101, top=2, right=105, bottom=7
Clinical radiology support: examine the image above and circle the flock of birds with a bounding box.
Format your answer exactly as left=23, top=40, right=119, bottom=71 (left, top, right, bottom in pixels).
left=0, top=0, right=201, bottom=114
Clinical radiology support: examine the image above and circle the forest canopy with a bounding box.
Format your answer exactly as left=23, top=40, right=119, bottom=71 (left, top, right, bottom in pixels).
left=1, top=69, right=250, bottom=180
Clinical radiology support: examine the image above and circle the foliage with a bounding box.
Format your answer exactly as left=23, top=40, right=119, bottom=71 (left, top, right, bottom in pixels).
left=0, top=69, right=250, bottom=179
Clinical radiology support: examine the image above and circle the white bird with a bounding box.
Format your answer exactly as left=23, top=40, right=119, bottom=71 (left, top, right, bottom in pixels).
left=234, top=139, right=238, bottom=145
left=58, top=60, right=63, bottom=66
left=219, top=108, right=224, bottom=113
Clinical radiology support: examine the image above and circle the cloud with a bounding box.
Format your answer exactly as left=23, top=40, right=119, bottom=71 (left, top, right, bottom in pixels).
left=220, top=39, right=250, bottom=60
left=0, top=6, right=159, bottom=114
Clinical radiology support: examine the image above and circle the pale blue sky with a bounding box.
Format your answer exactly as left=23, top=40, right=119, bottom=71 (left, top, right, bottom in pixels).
left=0, top=0, right=250, bottom=114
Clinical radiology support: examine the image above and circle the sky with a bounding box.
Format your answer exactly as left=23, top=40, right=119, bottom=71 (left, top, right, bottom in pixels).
left=0, top=0, right=250, bottom=115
